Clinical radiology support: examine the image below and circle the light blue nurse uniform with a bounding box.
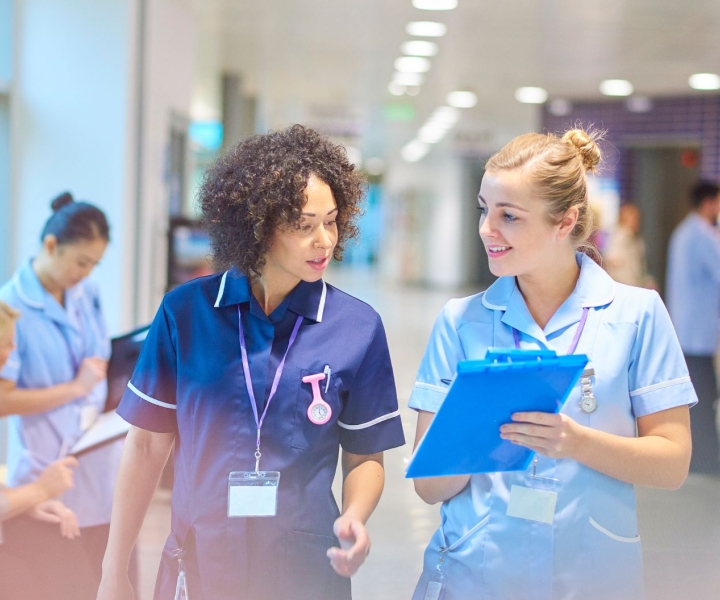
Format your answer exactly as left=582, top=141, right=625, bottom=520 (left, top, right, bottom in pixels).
left=0, top=260, right=119, bottom=528
left=409, top=253, right=697, bottom=600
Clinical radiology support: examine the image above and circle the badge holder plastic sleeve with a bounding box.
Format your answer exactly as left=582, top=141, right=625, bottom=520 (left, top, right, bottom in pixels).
left=406, top=350, right=588, bottom=478
left=228, top=471, right=281, bottom=518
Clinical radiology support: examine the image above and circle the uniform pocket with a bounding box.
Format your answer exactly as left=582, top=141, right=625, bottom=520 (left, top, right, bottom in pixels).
left=291, top=369, right=342, bottom=450
left=586, top=516, right=645, bottom=599
left=285, top=530, right=351, bottom=600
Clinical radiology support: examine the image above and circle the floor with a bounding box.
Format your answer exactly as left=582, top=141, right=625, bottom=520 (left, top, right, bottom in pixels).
left=135, top=268, right=720, bottom=599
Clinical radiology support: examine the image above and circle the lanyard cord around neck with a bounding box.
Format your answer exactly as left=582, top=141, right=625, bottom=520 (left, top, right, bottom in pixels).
left=238, top=306, right=304, bottom=472
left=512, top=306, right=590, bottom=355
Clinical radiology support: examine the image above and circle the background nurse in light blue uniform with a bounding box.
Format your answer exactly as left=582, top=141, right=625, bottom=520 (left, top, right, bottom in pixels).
left=0, top=193, right=119, bottom=595
left=410, top=129, right=695, bottom=600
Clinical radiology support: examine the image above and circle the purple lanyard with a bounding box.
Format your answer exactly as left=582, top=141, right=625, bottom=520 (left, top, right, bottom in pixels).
left=238, top=306, right=303, bottom=471
left=513, top=307, right=590, bottom=355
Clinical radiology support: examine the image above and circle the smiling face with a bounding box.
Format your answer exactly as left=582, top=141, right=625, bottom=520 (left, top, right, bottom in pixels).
left=478, top=169, right=577, bottom=279
left=262, top=174, right=339, bottom=287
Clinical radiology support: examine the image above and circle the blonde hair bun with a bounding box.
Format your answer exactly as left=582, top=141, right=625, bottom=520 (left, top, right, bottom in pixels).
left=561, top=129, right=602, bottom=173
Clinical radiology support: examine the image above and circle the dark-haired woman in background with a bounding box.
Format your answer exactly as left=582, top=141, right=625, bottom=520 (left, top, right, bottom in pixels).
left=0, top=192, right=120, bottom=598
left=98, top=125, right=405, bottom=600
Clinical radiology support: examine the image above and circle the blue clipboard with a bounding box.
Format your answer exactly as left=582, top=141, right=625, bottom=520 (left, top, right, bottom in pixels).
left=406, top=349, right=588, bottom=478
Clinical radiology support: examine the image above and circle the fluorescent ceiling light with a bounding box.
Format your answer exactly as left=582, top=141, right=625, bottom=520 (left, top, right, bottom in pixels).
left=515, top=87, right=548, bottom=104
left=446, top=91, right=477, bottom=108
left=388, top=82, right=406, bottom=96
left=395, top=56, right=431, bottom=73
left=548, top=98, right=572, bottom=116
left=402, top=40, right=438, bottom=57
left=689, top=73, right=720, bottom=90
left=406, top=86, right=421, bottom=97
left=393, top=72, right=425, bottom=86
left=599, top=79, right=633, bottom=96
left=418, top=129, right=446, bottom=144
left=430, top=106, right=461, bottom=124
left=418, top=124, right=449, bottom=143
left=406, top=21, right=447, bottom=37
left=412, top=0, right=458, bottom=10
left=402, top=140, right=431, bottom=162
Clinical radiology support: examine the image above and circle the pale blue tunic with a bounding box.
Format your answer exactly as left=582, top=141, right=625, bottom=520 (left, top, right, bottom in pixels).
left=410, top=253, right=697, bottom=600
left=0, top=260, right=119, bottom=528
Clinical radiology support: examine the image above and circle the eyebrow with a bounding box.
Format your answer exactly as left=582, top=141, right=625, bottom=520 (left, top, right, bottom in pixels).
left=301, top=208, right=339, bottom=217
left=477, top=194, right=529, bottom=212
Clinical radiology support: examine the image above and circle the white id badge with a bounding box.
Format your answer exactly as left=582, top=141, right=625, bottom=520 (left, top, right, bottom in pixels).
left=80, top=404, right=99, bottom=431
left=228, top=471, right=280, bottom=517
left=506, top=485, right=558, bottom=524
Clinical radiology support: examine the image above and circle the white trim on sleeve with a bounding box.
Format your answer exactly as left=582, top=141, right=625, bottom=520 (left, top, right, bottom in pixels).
left=338, top=409, right=400, bottom=431
left=214, top=271, right=229, bottom=307
left=629, top=376, right=691, bottom=398
left=414, top=381, right=449, bottom=394
left=127, top=382, right=177, bottom=410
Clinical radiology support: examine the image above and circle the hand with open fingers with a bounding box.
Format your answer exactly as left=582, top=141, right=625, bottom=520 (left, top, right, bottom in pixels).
left=28, top=500, right=81, bottom=539
left=35, top=455, right=79, bottom=499
left=499, top=411, right=586, bottom=459
left=326, top=514, right=371, bottom=578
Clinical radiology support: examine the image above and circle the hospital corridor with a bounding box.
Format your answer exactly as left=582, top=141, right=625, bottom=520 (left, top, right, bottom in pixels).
left=3, top=0, right=720, bottom=598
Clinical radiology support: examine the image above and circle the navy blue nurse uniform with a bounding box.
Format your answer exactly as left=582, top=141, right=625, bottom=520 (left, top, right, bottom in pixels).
left=117, top=269, right=405, bottom=600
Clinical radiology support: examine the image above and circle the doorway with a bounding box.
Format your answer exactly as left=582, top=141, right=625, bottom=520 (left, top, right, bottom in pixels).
left=629, top=146, right=700, bottom=298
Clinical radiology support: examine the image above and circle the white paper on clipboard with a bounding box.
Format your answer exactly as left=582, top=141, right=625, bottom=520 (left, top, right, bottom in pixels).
left=70, top=410, right=131, bottom=455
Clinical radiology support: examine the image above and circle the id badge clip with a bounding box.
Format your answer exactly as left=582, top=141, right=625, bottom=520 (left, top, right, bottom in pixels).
left=228, top=471, right=280, bottom=517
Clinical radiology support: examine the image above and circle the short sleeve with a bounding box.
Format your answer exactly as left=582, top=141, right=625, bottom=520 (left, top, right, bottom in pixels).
left=408, top=302, right=465, bottom=413
left=117, top=300, right=178, bottom=433
left=337, top=313, right=405, bottom=455
left=0, top=321, right=21, bottom=383
left=629, top=291, right=698, bottom=417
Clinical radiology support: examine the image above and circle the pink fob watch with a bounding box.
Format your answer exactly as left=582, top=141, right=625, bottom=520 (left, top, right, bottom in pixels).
left=302, top=373, right=332, bottom=425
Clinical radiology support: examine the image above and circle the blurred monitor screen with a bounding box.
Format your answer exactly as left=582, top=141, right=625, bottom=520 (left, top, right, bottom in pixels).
left=168, top=218, right=215, bottom=289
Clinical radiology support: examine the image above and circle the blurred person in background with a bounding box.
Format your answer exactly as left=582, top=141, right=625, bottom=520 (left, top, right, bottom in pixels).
left=410, top=129, right=693, bottom=600
left=98, top=125, right=404, bottom=600
left=667, top=181, right=720, bottom=475
left=0, top=299, right=97, bottom=599
left=604, top=203, right=656, bottom=288
left=0, top=193, right=121, bottom=596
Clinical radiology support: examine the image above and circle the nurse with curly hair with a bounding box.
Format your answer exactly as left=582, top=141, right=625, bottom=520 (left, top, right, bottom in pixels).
left=98, top=125, right=405, bottom=600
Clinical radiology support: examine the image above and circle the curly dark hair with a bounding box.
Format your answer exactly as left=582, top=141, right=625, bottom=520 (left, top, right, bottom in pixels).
left=199, top=124, right=366, bottom=277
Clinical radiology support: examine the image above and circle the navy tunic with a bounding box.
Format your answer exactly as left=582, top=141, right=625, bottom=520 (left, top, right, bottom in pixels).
left=118, top=269, right=405, bottom=600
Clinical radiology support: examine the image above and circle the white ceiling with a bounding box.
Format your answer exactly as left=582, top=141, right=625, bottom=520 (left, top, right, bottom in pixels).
left=189, top=0, right=720, bottom=161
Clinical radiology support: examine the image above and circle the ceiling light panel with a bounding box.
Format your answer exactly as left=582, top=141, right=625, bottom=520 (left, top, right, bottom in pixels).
left=395, top=56, right=431, bottom=73
left=401, top=40, right=438, bottom=57
left=412, top=0, right=458, bottom=10
left=406, top=21, right=447, bottom=37
left=446, top=91, right=477, bottom=108
left=515, top=87, right=548, bottom=104
left=689, top=73, right=720, bottom=90
left=599, top=79, right=634, bottom=96
left=393, top=72, right=425, bottom=86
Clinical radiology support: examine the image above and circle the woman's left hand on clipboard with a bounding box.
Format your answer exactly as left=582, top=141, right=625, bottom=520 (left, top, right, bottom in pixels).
left=500, top=411, right=586, bottom=459
left=326, top=514, right=371, bottom=577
